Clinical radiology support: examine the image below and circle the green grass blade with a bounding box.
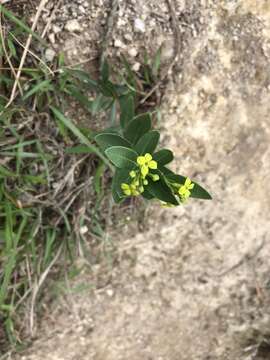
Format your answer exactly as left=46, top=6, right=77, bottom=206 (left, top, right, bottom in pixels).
left=0, top=5, right=46, bottom=45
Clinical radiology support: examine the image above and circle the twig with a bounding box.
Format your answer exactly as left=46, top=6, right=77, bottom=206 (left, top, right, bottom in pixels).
left=140, top=0, right=181, bottom=104
left=8, top=31, right=53, bottom=75
left=0, top=14, right=23, bottom=94
left=41, top=0, right=61, bottom=39
left=5, top=0, right=48, bottom=109
left=217, top=237, right=266, bottom=277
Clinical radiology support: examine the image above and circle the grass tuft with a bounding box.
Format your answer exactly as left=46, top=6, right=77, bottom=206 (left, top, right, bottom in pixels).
left=0, top=4, right=162, bottom=353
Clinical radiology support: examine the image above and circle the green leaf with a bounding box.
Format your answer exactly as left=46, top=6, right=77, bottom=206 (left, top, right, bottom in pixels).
left=119, top=94, right=135, bottom=129
left=50, top=106, right=111, bottom=167
left=101, top=58, right=110, bottom=82
left=153, top=149, right=174, bottom=165
left=94, top=161, right=105, bottom=196
left=65, top=145, right=96, bottom=154
left=51, top=106, right=91, bottom=146
left=23, top=79, right=52, bottom=100
left=105, top=146, right=138, bottom=169
left=0, top=164, right=17, bottom=178
left=95, top=133, right=131, bottom=152
left=65, top=85, right=93, bottom=112
left=134, top=130, right=160, bottom=155
left=91, top=94, right=112, bottom=114
left=109, top=100, right=117, bottom=126
left=66, top=69, right=98, bottom=91
left=99, top=80, right=117, bottom=98
left=112, top=168, right=130, bottom=203
left=121, top=55, right=136, bottom=89
left=124, top=113, right=151, bottom=144
left=0, top=5, right=47, bottom=45
left=7, top=37, right=17, bottom=58
left=161, top=167, right=212, bottom=200
left=147, top=175, right=179, bottom=205
left=152, top=46, right=162, bottom=78
left=141, top=188, right=154, bottom=200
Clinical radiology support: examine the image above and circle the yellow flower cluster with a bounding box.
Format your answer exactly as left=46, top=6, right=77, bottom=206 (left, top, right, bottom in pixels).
left=121, top=174, right=144, bottom=196
left=178, top=178, right=194, bottom=202
left=136, top=153, right=158, bottom=178
left=121, top=153, right=159, bottom=197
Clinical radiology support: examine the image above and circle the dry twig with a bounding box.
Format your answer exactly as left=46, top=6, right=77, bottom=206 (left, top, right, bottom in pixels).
left=5, top=0, right=48, bottom=109
left=0, top=14, right=23, bottom=94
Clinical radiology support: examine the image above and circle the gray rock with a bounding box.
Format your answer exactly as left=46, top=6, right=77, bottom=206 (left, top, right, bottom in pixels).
left=134, top=18, right=146, bottom=33
left=65, top=19, right=82, bottom=32
left=45, top=48, right=56, bottom=62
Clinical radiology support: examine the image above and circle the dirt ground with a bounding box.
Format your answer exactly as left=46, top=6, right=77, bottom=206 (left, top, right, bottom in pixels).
left=13, top=0, right=270, bottom=359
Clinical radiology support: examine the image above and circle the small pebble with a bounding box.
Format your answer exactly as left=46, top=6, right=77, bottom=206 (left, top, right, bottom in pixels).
left=114, top=39, right=125, bottom=48
left=48, top=33, right=56, bottom=44
left=128, top=47, right=138, bottom=57
left=134, top=18, right=146, bottom=33
left=45, top=48, right=56, bottom=62
left=52, top=24, right=61, bottom=34
left=132, top=63, right=140, bottom=72
left=65, top=19, right=82, bottom=32
left=80, top=226, right=88, bottom=235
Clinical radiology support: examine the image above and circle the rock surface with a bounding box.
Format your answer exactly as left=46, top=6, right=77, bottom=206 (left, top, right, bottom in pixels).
left=17, top=0, right=270, bottom=359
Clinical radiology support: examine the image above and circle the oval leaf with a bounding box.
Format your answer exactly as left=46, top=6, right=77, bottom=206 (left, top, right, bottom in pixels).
left=120, top=94, right=135, bottom=129
left=124, top=113, right=151, bottom=144
left=147, top=175, right=179, bottom=205
left=105, top=146, right=138, bottom=169
left=95, top=133, right=131, bottom=151
left=161, top=168, right=212, bottom=200
left=112, top=168, right=130, bottom=203
left=141, top=188, right=154, bottom=200
left=134, top=130, right=160, bottom=155
left=153, top=149, right=173, bottom=165
left=65, top=145, right=97, bottom=154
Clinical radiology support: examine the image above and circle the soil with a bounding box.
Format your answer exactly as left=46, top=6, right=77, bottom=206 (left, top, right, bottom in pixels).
left=13, top=0, right=270, bottom=359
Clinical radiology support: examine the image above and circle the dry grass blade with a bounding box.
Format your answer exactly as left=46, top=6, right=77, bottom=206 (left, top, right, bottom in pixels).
left=5, top=0, right=48, bottom=109
left=0, top=14, right=23, bottom=94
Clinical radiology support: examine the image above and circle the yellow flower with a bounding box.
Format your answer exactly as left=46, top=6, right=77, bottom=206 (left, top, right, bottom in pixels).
left=129, top=170, right=136, bottom=178
left=137, top=156, right=146, bottom=166
left=121, top=183, right=129, bottom=190
left=121, top=183, right=132, bottom=196
left=141, top=164, right=149, bottom=178
left=178, top=177, right=194, bottom=202
left=137, top=153, right=158, bottom=179
left=144, top=153, right=152, bottom=162
left=148, top=160, right=157, bottom=169
left=184, top=178, right=194, bottom=190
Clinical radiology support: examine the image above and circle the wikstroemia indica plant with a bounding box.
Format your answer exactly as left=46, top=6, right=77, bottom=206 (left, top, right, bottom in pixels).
left=95, top=97, right=212, bottom=207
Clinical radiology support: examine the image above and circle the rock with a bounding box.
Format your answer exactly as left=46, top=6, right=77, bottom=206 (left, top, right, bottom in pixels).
left=114, top=39, right=126, bottom=48
left=52, top=25, right=61, bottom=34
left=124, top=34, right=133, bottom=42
left=45, top=48, right=56, bottom=62
left=134, top=18, right=146, bottom=33
left=65, top=19, right=82, bottom=32
left=128, top=47, right=138, bottom=57
left=48, top=33, right=56, bottom=44
left=132, top=62, right=141, bottom=72
left=79, top=226, right=88, bottom=235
